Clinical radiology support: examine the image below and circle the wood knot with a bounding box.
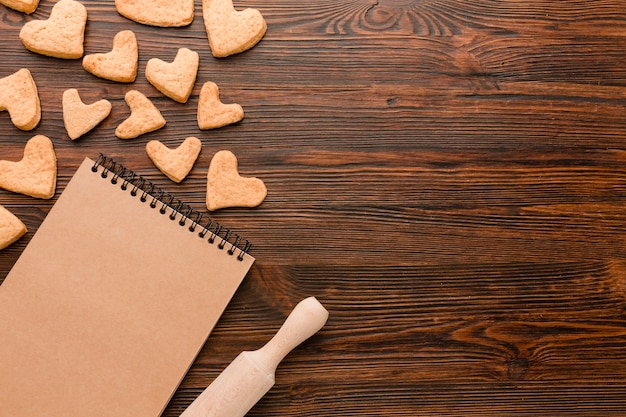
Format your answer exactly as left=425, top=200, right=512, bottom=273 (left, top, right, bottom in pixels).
left=378, top=0, right=419, bottom=7
left=364, top=0, right=423, bottom=32
left=506, top=357, right=530, bottom=380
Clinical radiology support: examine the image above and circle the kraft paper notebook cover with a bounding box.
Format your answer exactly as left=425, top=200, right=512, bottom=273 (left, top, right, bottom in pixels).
left=0, top=155, right=254, bottom=417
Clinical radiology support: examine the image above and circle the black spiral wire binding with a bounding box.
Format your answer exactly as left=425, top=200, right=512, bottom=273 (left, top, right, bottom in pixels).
left=91, top=154, right=252, bottom=261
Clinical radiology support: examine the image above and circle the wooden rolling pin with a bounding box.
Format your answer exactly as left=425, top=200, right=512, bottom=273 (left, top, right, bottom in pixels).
left=179, top=296, right=329, bottom=417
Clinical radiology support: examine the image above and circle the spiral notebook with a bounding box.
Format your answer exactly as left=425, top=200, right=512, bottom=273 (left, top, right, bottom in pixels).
left=0, top=155, right=254, bottom=417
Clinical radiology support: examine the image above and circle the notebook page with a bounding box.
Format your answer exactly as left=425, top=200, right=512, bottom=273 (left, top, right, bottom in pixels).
left=0, top=157, right=254, bottom=417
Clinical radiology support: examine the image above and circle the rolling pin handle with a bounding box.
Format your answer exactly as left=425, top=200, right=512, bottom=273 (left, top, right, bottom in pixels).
left=256, top=296, right=329, bottom=373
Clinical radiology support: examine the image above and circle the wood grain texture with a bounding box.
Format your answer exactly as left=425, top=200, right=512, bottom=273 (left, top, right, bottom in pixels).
left=1, top=0, right=626, bottom=415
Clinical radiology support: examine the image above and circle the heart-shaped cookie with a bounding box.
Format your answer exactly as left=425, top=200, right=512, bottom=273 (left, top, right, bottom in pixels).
left=1, top=0, right=39, bottom=14
left=146, top=48, right=199, bottom=103
left=115, top=90, right=166, bottom=139
left=62, top=89, right=112, bottom=140
left=202, top=0, right=266, bottom=58
left=0, top=204, right=27, bottom=250
left=0, top=68, right=40, bottom=131
left=19, top=0, right=87, bottom=59
left=115, top=0, right=194, bottom=27
left=82, top=30, right=138, bottom=83
left=0, top=135, right=56, bottom=199
left=197, top=81, right=244, bottom=130
left=146, top=137, right=202, bottom=183
left=206, top=150, right=266, bottom=211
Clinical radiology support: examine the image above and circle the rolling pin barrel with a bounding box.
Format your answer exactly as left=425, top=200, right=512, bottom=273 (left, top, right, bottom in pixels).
left=179, top=296, right=329, bottom=417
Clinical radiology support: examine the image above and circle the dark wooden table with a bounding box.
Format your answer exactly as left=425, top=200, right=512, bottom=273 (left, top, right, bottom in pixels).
left=1, top=1, right=626, bottom=415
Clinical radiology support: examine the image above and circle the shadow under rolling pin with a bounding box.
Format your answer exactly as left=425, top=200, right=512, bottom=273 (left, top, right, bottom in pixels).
left=180, top=296, right=329, bottom=417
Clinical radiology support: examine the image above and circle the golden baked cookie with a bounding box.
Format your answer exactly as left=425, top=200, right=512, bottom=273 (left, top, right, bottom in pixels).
left=62, top=89, right=112, bottom=140
left=206, top=150, right=266, bottom=211
left=116, top=90, right=166, bottom=139
left=115, top=0, right=193, bottom=27
left=197, top=81, right=243, bottom=130
left=0, top=135, right=56, bottom=199
left=0, top=68, right=40, bottom=131
left=1, top=0, right=39, bottom=14
left=82, top=30, right=138, bottom=83
left=146, top=137, right=202, bottom=183
left=202, top=0, right=266, bottom=58
left=0, top=204, right=27, bottom=250
left=19, top=0, right=87, bottom=59
left=146, top=48, right=199, bottom=103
